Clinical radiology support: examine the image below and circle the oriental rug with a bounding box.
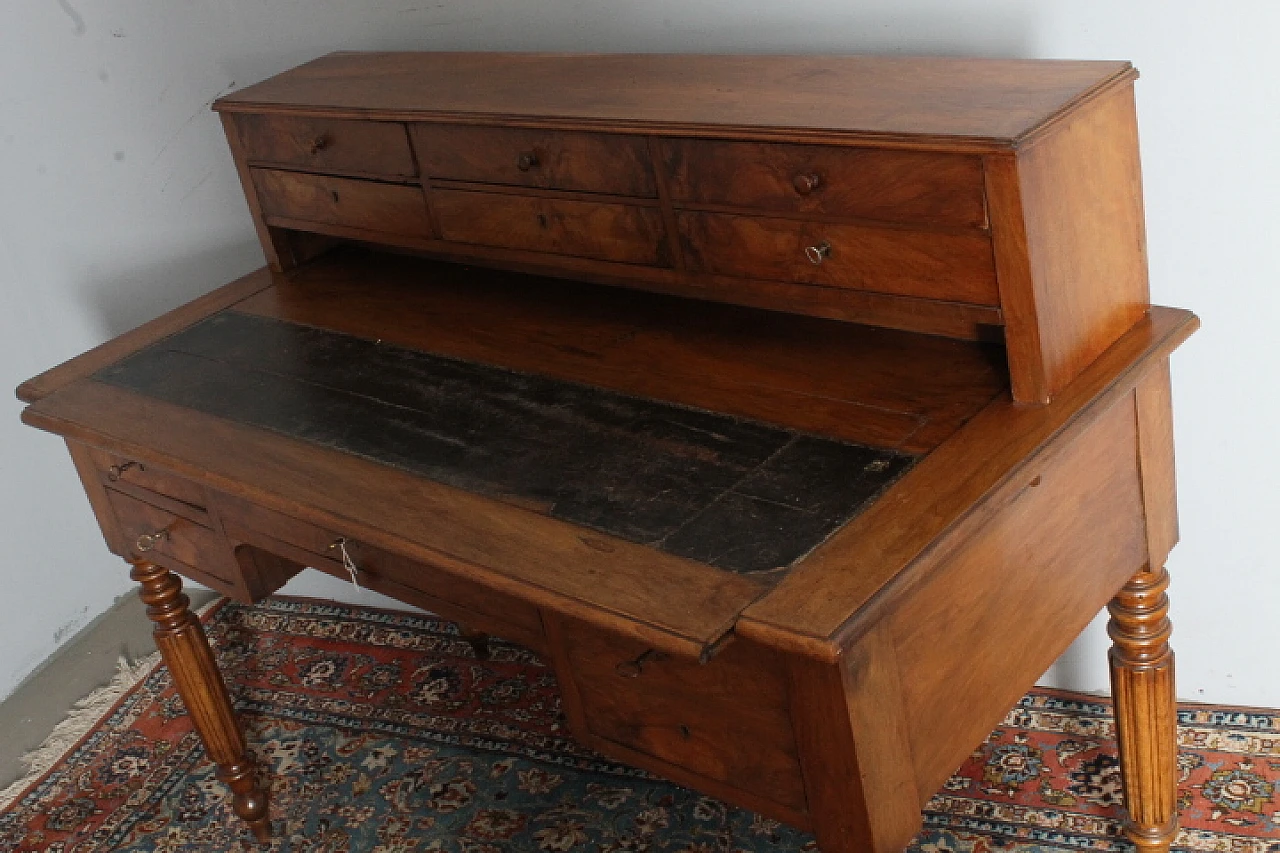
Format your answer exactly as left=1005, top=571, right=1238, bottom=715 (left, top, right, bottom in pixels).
left=0, top=598, right=1275, bottom=852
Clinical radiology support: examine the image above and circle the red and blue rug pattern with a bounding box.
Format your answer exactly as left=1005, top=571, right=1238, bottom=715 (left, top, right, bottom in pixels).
left=0, top=598, right=1276, bottom=852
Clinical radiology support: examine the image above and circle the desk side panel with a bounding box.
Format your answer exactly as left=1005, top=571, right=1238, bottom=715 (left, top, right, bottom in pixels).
left=887, top=393, right=1147, bottom=798
left=988, top=83, right=1150, bottom=403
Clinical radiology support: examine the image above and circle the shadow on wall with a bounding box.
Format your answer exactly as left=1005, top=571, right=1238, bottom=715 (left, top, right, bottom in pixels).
left=76, top=240, right=266, bottom=342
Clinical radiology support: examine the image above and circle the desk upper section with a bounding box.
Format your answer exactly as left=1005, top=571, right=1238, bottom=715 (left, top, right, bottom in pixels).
left=214, top=53, right=1151, bottom=404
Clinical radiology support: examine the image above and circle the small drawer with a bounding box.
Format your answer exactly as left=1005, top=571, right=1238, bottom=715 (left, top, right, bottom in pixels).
left=678, top=211, right=999, bottom=305
left=660, top=139, right=988, bottom=228
left=234, top=114, right=416, bottom=179
left=105, top=489, right=241, bottom=594
left=433, top=189, right=668, bottom=266
left=91, top=450, right=207, bottom=512
left=557, top=618, right=807, bottom=813
left=213, top=497, right=545, bottom=650
left=253, top=169, right=432, bottom=239
left=413, top=124, right=656, bottom=197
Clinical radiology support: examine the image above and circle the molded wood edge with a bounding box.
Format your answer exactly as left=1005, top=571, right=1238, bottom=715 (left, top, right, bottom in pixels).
left=15, top=267, right=277, bottom=404
left=737, top=306, right=1198, bottom=662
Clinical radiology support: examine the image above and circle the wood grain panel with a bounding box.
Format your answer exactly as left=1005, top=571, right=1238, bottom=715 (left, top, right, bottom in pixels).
left=737, top=306, right=1198, bottom=659
left=234, top=113, right=416, bottom=179
left=556, top=617, right=807, bottom=812
left=678, top=211, right=998, bottom=305
left=214, top=494, right=546, bottom=649
left=253, top=168, right=431, bottom=238
left=987, top=85, right=1150, bottom=403
left=433, top=189, right=666, bottom=265
left=661, top=138, right=986, bottom=227
left=413, top=124, right=655, bottom=196
left=105, top=488, right=243, bottom=595
left=789, top=624, right=923, bottom=852
left=889, top=398, right=1147, bottom=796
left=231, top=252, right=1007, bottom=454
left=1135, top=359, right=1178, bottom=568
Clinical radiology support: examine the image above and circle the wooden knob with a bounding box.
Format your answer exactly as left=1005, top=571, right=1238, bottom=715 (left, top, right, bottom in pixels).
left=793, top=172, right=821, bottom=195
left=517, top=151, right=540, bottom=171
left=805, top=240, right=832, bottom=265
left=309, top=135, right=329, bottom=155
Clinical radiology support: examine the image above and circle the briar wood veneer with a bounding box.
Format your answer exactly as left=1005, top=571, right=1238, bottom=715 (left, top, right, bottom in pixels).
left=19, top=54, right=1195, bottom=853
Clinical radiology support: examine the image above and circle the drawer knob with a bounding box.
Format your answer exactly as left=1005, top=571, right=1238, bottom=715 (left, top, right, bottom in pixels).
left=516, top=151, right=540, bottom=171
left=107, top=460, right=144, bottom=481
left=309, top=135, right=329, bottom=155
left=135, top=527, right=170, bottom=553
left=793, top=172, right=822, bottom=195
left=805, top=240, right=832, bottom=265
left=615, top=648, right=667, bottom=678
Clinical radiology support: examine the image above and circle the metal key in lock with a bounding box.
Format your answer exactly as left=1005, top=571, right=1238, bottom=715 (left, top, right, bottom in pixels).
left=615, top=648, right=668, bottom=678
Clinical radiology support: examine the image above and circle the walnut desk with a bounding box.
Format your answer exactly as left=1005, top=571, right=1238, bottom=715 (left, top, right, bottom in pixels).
left=17, top=54, right=1197, bottom=852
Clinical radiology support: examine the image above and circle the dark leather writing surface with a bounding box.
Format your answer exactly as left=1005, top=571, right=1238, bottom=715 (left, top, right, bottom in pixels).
left=96, top=311, right=913, bottom=574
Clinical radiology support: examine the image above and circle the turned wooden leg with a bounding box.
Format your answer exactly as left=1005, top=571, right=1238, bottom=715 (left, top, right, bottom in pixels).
left=131, top=559, right=271, bottom=842
left=1108, top=565, right=1178, bottom=852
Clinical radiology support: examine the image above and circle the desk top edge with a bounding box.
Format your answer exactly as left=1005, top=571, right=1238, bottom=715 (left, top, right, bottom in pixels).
left=212, top=52, right=1136, bottom=148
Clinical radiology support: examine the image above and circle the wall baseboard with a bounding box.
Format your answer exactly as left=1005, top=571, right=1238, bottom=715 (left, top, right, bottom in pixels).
left=0, top=586, right=217, bottom=792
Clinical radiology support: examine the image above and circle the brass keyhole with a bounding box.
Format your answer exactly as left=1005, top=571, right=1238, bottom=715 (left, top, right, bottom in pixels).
left=536, top=213, right=548, bottom=228
left=331, top=189, right=340, bottom=203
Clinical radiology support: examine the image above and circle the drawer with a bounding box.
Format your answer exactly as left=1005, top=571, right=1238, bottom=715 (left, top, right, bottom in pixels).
left=253, top=169, right=432, bottom=238
left=678, top=211, right=999, bottom=305
left=660, top=139, right=988, bottom=228
left=556, top=618, right=807, bottom=813
left=234, top=114, right=416, bottom=179
left=89, top=449, right=207, bottom=512
left=413, top=124, right=656, bottom=197
left=433, top=189, right=668, bottom=266
left=213, top=497, right=545, bottom=650
left=105, top=489, right=241, bottom=594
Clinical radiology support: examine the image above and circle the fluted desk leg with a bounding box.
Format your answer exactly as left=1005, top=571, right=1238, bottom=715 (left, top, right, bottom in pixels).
left=130, top=559, right=271, bottom=842
left=1108, top=564, right=1179, bottom=853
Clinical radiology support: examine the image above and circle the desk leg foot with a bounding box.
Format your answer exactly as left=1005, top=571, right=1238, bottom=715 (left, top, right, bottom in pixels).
left=1108, top=564, right=1178, bottom=853
left=130, top=559, right=272, bottom=842
left=459, top=626, right=491, bottom=661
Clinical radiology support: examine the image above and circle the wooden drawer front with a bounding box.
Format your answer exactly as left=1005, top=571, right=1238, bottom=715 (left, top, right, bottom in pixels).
left=561, top=621, right=807, bottom=812
left=678, top=211, right=999, bottom=305
left=214, top=498, right=545, bottom=649
left=434, top=189, right=667, bottom=266
left=254, top=169, right=432, bottom=238
left=235, top=114, right=416, bottom=179
left=91, top=449, right=207, bottom=511
left=661, top=139, right=988, bottom=228
left=414, top=125, right=656, bottom=197
left=105, top=489, right=240, bottom=592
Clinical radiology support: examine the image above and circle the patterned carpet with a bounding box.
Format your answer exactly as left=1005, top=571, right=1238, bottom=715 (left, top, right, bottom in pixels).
left=0, top=598, right=1276, bottom=852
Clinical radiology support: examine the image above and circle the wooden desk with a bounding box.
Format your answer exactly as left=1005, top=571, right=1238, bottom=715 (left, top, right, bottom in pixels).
left=16, top=54, right=1196, bottom=853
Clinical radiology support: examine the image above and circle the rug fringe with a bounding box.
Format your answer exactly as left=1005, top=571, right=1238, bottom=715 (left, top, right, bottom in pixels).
left=0, top=651, right=162, bottom=810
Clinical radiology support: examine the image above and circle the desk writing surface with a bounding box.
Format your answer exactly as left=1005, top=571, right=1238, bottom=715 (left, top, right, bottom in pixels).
left=21, top=250, right=1009, bottom=654
left=95, top=310, right=913, bottom=575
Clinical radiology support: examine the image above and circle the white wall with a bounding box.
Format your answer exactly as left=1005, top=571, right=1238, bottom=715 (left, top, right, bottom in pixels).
left=2, top=1, right=1276, bottom=704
